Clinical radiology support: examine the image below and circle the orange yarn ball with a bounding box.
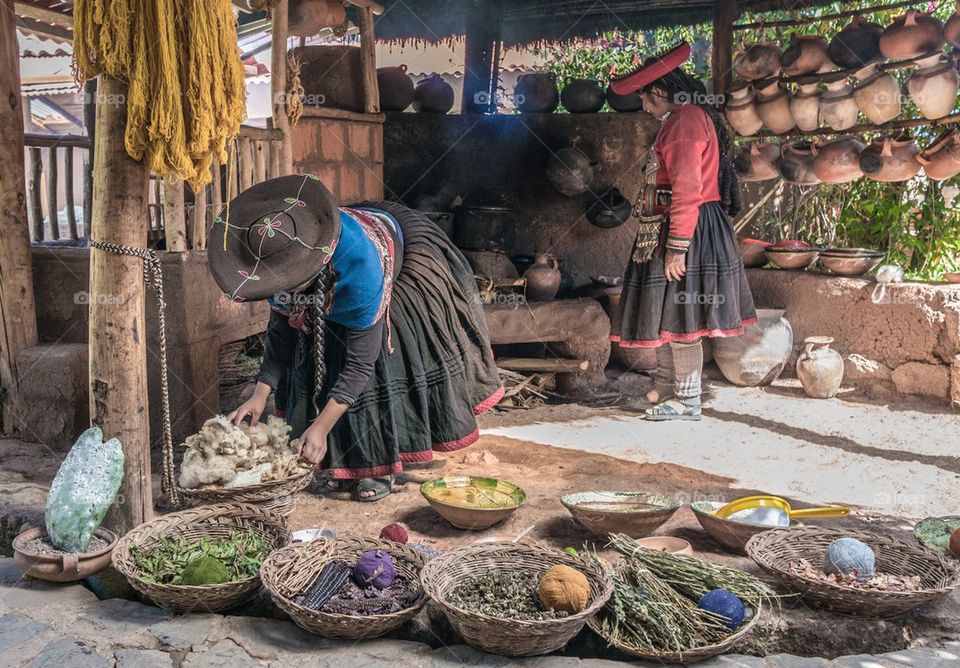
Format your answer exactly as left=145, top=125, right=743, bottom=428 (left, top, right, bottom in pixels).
left=538, top=564, right=589, bottom=614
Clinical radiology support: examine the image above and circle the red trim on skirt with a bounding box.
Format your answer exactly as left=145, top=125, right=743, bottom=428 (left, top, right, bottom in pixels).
left=432, top=428, right=480, bottom=452
left=611, top=316, right=758, bottom=349
left=474, top=385, right=505, bottom=415
left=327, top=461, right=404, bottom=480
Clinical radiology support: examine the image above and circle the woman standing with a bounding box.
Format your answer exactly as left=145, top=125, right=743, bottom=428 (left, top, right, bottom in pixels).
left=210, top=174, right=504, bottom=500
left=610, top=42, right=756, bottom=421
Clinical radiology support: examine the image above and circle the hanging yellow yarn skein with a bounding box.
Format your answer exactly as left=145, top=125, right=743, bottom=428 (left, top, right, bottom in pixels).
left=73, top=0, right=246, bottom=191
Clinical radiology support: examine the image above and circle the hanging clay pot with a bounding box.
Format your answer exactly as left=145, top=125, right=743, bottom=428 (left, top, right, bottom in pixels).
left=852, top=63, right=901, bottom=125
left=819, top=73, right=859, bottom=132
left=734, top=42, right=782, bottom=81
left=917, top=130, right=960, bottom=180
left=725, top=80, right=763, bottom=136
left=790, top=76, right=822, bottom=132
left=515, top=73, right=560, bottom=113
left=289, top=0, right=344, bottom=37
left=859, top=135, right=921, bottom=182
left=946, top=1, right=960, bottom=48
left=796, top=336, right=844, bottom=399
left=908, top=52, right=959, bottom=120
left=377, top=65, right=415, bottom=112
left=413, top=74, right=455, bottom=114
left=880, top=10, right=945, bottom=61
left=546, top=147, right=594, bottom=196
left=734, top=142, right=780, bottom=181
left=781, top=35, right=834, bottom=76
left=755, top=78, right=795, bottom=135
left=606, top=85, right=643, bottom=112
left=778, top=140, right=821, bottom=185
left=811, top=135, right=866, bottom=184
left=828, top=16, right=884, bottom=69
left=523, top=253, right=562, bottom=301
left=561, top=79, right=606, bottom=113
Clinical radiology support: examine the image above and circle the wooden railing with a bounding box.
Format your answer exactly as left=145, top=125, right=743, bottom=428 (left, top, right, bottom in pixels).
left=24, top=133, right=91, bottom=243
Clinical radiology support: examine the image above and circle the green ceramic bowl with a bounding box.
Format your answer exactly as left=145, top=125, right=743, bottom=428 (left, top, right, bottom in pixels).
left=560, top=491, right=681, bottom=538
left=420, top=476, right=526, bottom=530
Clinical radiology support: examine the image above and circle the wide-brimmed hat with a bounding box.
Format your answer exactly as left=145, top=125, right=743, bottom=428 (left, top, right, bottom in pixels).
left=209, top=174, right=340, bottom=302
left=610, top=41, right=691, bottom=95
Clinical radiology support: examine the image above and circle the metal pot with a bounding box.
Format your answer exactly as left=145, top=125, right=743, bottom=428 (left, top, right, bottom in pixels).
left=796, top=336, right=844, bottom=399
left=377, top=65, right=415, bottom=111
left=713, top=309, right=794, bottom=387
left=453, top=205, right=515, bottom=251
left=515, top=73, right=559, bottom=113
left=561, top=79, right=605, bottom=113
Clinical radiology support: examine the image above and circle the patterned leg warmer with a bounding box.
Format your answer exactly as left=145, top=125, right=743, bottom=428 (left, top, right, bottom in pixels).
left=652, top=344, right=675, bottom=400
left=669, top=339, right=703, bottom=408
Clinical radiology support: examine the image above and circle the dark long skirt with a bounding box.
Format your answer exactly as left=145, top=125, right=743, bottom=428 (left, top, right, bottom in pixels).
left=613, top=201, right=757, bottom=348
left=282, top=202, right=504, bottom=479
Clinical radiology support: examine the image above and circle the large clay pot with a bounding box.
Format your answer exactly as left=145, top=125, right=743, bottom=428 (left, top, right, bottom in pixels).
left=561, top=79, right=605, bottom=113
left=734, top=42, right=782, bottom=81
left=377, top=65, right=414, bottom=112
left=829, top=16, right=884, bottom=69
left=790, top=77, right=822, bottom=132
left=289, top=0, right=345, bottom=37
left=918, top=130, right=960, bottom=180
left=796, top=336, right=844, bottom=399
left=523, top=253, right=562, bottom=301
left=859, top=136, right=921, bottom=182
left=606, top=85, right=643, bottom=112
left=463, top=249, right=519, bottom=279
left=713, top=309, right=794, bottom=387
left=946, top=1, right=960, bottom=48
left=13, top=527, right=118, bottom=582
left=725, top=80, right=763, bottom=136
left=755, top=78, right=795, bottom=134
left=908, top=52, right=959, bottom=120
left=819, top=73, right=859, bottom=131
left=778, top=140, right=821, bottom=185
left=546, top=147, right=593, bottom=196
left=812, top=135, right=866, bottom=184
left=853, top=63, right=901, bottom=125
left=515, top=73, right=559, bottom=113
left=880, top=10, right=945, bottom=61
left=413, top=74, right=455, bottom=114
left=781, top=35, right=833, bottom=76
left=734, top=142, right=780, bottom=181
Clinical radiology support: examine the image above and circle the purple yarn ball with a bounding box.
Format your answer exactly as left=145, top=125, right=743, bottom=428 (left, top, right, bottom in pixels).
left=698, top=588, right=746, bottom=630
left=823, top=537, right=876, bottom=581
left=353, top=549, right=396, bottom=589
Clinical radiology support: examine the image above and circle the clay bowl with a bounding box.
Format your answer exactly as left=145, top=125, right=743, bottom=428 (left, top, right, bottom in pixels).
left=14, top=527, right=118, bottom=582
left=421, top=476, right=526, bottom=530
left=691, top=501, right=800, bottom=555
left=740, top=238, right=771, bottom=268
left=819, top=249, right=885, bottom=276
left=634, top=536, right=694, bottom=556
left=944, top=272, right=960, bottom=284
left=560, top=491, right=681, bottom=538
left=764, top=248, right=820, bottom=270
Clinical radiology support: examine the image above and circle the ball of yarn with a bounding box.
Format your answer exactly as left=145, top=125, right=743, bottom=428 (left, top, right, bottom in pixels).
left=353, top=549, right=396, bottom=589
left=949, top=528, right=960, bottom=559
left=539, top=564, right=590, bottom=614
left=823, top=537, right=876, bottom=581
left=178, top=556, right=231, bottom=586
left=698, top=588, right=745, bottom=630
left=379, top=523, right=409, bottom=544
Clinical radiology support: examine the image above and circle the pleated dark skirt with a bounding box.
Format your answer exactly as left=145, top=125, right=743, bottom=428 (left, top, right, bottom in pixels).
left=612, top=201, right=757, bottom=348
left=281, top=202, right=504, bottom=479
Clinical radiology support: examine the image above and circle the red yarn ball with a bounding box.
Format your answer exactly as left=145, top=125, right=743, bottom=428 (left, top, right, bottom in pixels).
left=379, top=523, right=408, bottom=544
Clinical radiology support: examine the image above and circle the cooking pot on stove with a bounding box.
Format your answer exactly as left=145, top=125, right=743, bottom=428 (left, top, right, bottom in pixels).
left=453, top=205, right=516, bottom=251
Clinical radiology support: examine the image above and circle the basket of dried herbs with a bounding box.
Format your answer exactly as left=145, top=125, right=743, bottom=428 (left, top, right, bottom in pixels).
left=112, top=503, right=288, bottom=613
left=259, top=537, right=429, bottom=639
left=587, top=533, right=776, bottom=663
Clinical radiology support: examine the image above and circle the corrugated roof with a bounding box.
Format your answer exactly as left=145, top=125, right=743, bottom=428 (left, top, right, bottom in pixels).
left=18, top=27, right=71, bottom=58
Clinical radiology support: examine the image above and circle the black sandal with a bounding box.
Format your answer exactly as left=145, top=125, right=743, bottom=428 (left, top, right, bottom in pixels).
left=353, top=477, right=393, bottom=502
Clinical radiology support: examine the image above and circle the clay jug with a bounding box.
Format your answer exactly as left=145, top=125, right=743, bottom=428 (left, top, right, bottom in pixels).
left=819, top=73, right=859, bottom=131
left=523, top=253, right=562, bottom=301
left=606, top=85, right=643, bottom=112
left=852, top=63, right=901, bottom=125
left=725, top=80, right=763, bottom=136
left=946, top=0, right=960, bottom=48
left=917, top=130, right=960, bottom=180
left=515, top=73, right=559, bottom=113
left=755, top=78, right=795, bottom=134
left=413, top=74, right=455, bottom=114
left=829, top=16, right=884, bottom=69
left=778, top=140, right=821, bottom=185
left=734, top=142, right=780, bottom=181
left=377, top=65, right=415, bottom=111
left=859, top=136, right=921, bottom=182
left=908, top=52, right=959, bottom=120
left=880, top=10, right=945, bottom=61
left=796, top=336, right=844, bottom=399
left=812, top=135, right=866, bottom=184
left=734, top=42, right=782, bottom=81
left=791, top=77, right=822, bottom=132
left=781, top=35, right=833, bottom=76
left=561, top=79, right=605, bottom=113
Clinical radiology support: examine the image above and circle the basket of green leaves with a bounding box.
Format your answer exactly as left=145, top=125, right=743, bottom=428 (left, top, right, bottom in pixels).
left=112, top=503, right=289, bottom=613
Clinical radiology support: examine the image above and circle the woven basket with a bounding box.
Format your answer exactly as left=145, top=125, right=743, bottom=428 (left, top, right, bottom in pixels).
left=177, top=468, right=313, bottom=520
left=260, top=537, right=428, bottom=639
left=420, top=541, right=614, bottom=657
left=747, top=526, right=960, bottom=618
left=112, top=503, right=289, bottom=613
left=691, top=501, right=800, bottom=555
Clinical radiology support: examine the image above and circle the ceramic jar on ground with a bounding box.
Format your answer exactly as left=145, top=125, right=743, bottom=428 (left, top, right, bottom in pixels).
left=918, top=130, right=960, bottom=180
left=713, top=309, right=794, bottom=387
left=908, top=52, right=958, bottom=120
left=820, top=74, right=859, bottom=131
left=561, top=79, right=605, bottom=113
left=778, top=140, right=821, bottom=185
left=725, top=80, right=764, bottom=136
left=829, top=16, right=884, bottom=69
left=853, top=63, right=901, bottom=125
left=859, top=136, right=921, bottom=182
left=515, top=73, right=559, bottom=113
left=755, top=78, right=795, bottom=134
left=413, top=74, right=455, bottom=114
left=377, top=65, right=415, bottom=111
left=781, top=35, right=834, bottom=76
left=523, top=253, right=562, bottom=301
left=791, top=77, right=822, bottom=132
left=734, top=42, right=782, bottom=80
left=812, top=135, right=866, bottom=184
left=734, top=142, right=780, bottom=181
left=796, top=336, right=844, bottom=399
left=880, top=10, right=945, bottom=61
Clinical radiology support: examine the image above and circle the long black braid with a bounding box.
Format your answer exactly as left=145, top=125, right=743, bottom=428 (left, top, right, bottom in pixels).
left=311, top=265, right=335, bottom=415
left=642, top=69, right=742, bottom=218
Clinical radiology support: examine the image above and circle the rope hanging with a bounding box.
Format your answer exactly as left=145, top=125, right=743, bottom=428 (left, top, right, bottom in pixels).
left=73, top=0, right=247, bottom=191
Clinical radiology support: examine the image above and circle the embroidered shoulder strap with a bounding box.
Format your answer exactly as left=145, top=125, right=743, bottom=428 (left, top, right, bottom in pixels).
left=631, top=139, right=669, bottom=264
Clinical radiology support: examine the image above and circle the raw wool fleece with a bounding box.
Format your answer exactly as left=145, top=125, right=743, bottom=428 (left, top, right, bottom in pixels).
left=73, top=0, right=246, bottom=190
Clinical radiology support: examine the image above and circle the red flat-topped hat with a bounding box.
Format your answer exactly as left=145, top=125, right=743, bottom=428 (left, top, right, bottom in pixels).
left=610, top=41, right=692, bottom=95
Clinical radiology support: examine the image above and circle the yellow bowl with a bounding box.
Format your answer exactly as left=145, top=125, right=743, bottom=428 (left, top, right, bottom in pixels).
left=421, top=476, right=526, bottom=530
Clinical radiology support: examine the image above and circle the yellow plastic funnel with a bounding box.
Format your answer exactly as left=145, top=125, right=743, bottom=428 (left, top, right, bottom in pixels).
left=716, top=495, right=849, bottom=526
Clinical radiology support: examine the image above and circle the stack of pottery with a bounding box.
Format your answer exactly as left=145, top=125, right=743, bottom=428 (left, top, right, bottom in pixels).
left=852, top=63, right=901, bottom=125
left=755, top=78, right=795, bottom=134
left=918, top=130, right=960, bottom=180
left=791, top=76, right=822, bottom=132
left=908, top=51, right=958, bottom=120
left=880, top=10, right=945, bottom=60
left=726, top=80, right=763, bottom=136
left=734, top=42, right=782, bottom=80
left=859, top=135, right=921, bottom=182
left=713, top=309, right=794, bottom=387
left=778, top=140, right=821, bottom=185
left=781, top=35, right=834, bottom=76
left=515, top=73, right=559, bottom=113
left=812, top=135, right=865, bottom=184
left=820, top=73, right=858, bottom=131
left=796, top=336, right=844, bottom=399
left=377, top=65, right=415, bottom=111
left=561, top=79, right=605, bottom=113
left=829, top=16, right=884, bottom=69
left=734, top=142, right=779, bottom=181
left=413, top=74, right=455, bottom=114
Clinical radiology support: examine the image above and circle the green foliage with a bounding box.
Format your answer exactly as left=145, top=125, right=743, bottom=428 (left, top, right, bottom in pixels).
left=131, top=531, right=269, bottom=585
left=179, top=556, right=232, bottom=585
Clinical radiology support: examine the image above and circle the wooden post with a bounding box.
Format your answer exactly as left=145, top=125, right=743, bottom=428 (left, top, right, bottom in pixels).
left=358, top=6, right=380, bottom=113
left=162, top=178, right=187, bottom=251
left=83, top=79, right=97, bottom=236
left=0, top=0, right=39, bottom=435
left=89, top=75, right=153, bottom=534
left=28, top=148, right=43, bottom=240
left=192, top=185, right=207, bottom=251
left=712, top=0, right=739, bottom=96
left=46, top=148, right=59, bottom=240
left=65, top=147, right=78, bottom=239
left=271, top=0, right=293, bottom=175
left=461, top=0, right=503, bottom=114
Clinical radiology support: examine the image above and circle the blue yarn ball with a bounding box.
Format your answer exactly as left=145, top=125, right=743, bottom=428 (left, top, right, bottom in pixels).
left=698, top=588, right=746, bottom=630
left=823, top=538, right=876, bottom=581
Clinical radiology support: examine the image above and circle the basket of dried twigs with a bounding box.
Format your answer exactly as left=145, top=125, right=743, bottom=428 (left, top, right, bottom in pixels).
left=747, top=526, right=960, bottom=618
left=112, top=503, right=289, bottom=613
left=177, top=468, right=313, bottom=520
left=260, top=537, right=428, bottom=639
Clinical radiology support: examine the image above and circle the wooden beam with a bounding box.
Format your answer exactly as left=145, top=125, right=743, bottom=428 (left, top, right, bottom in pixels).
left=83, top=79, right=96, bottom=237
left=89, top=75, right=153, bottom=535
left=712, top=0, right=738, bottom=97
left=0, top=0, right=39, bottom=435
left=162, top=178, right=187, bottom=251
left=461, top=0, right=502, bottom=114
left=15, top=16, right=71, bottom=41
left=191, top=184, right=207, bottom=251
left=13, top=2, right=73, bottom=28
left=497, top=358, right=589, bottom=373
left=358, top=6, right=379, bottom=114
left=270, top=0, right=293, bottom=175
